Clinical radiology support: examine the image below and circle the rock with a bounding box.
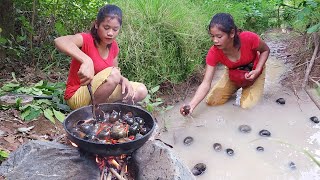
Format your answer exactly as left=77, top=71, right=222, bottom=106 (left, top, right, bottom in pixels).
left=0, top=94, right=34, bottom=105
left=0, top=140, right=99, bottom=180
left=133, top=140, right=195, bottom=180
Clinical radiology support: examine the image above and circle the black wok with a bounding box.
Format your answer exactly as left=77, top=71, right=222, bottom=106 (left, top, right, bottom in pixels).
left=63, top=103, right=156, bottom=156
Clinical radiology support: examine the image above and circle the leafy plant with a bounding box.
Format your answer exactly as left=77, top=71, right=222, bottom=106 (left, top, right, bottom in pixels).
left=1, top=78, right=69, bottom=123
left=292, top=0, right=320, bottom=33
left=139, top=85, right=173, bottom=113
left=0, top=150, right=9, bottom=162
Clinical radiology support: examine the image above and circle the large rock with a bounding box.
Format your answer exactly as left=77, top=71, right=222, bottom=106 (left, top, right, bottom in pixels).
left=0, top=140, right=99, bottom=180
left=133, top=140, right=195, bottom=180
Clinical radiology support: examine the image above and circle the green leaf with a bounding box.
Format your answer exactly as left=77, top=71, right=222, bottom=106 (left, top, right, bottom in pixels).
left=0, top=104, right=10, bottom=110
left=23, top=108, right=41, bottom=121
left=34, top=80, right=44, bottom=87
left=36, top=99, right=52, bottom=105
left=0, top=37, right=7, bottom=45
left=31, top=87, right=43, bottom=96
left=20, top=107, right=31, bottom=120
left=16, top=87, right=32, bottom=94
left=150, top=85, right=160, bottom=94
left=151, top=102, right=163, bottom=107
left=0, top=150, right=9, bottom=161
left=146, top=104, right=154, bottom=112
left=17, top=35, right=26, bottom=43
left=15, top=98, right=22, bottom=108
left=44, top=108, right=55, bottom=124
left=54, top=21, right=68, bottom=36
left=53, top=109, right=65, bottom=123
left=1, top=83, right=20, bottom=92
left=307, top=23, right=320, bottom=33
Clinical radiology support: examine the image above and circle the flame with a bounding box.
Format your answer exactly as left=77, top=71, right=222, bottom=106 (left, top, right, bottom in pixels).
left=70, top=141, right=78, bottom=147
left=95, top=156, right=100, bottom=163
left=96, top=156, right=106, bottom=170
left=125, top=165, right=128, bottom=173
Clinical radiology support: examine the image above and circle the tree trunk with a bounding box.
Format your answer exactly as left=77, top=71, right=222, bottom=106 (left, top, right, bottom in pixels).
left=0, top=0, right=15, bottom=62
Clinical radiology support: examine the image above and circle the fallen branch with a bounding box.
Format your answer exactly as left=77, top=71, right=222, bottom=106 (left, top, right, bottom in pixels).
left=309, top=77, right=320, bottom=86
left=303, top=33, right=320, bottom=88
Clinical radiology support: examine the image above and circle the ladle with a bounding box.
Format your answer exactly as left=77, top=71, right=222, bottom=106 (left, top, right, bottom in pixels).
left=87, top=83, right=105, bottom=121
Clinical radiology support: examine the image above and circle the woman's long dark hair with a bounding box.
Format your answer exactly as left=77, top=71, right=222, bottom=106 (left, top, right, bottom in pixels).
left=208, top=13, right=241, bottom=49
left=90, top=4, right=122, bottom=47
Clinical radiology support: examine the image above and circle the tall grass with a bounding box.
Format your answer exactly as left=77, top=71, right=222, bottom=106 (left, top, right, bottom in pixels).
left=113, top=0, right=210, bottom=88
left=111, top=0, right=274, bottom=88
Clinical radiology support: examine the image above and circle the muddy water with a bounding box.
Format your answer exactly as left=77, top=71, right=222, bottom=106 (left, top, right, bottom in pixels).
left=157, top=46, right=320, bottom=179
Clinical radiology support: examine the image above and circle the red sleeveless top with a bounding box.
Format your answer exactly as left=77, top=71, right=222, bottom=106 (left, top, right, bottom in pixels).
left=206, top=31, right=260, bottom=68
left=64, top=33, right=119, bottom=100
left=206, top=31, right=261, bottom=87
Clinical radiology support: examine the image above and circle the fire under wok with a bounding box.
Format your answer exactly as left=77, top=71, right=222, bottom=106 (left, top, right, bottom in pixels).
left=63, top=103, right=156, bottom=156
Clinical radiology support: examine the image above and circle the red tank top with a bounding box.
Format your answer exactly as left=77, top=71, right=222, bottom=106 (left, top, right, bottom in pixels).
left=64, top=33, right=119, bottom=100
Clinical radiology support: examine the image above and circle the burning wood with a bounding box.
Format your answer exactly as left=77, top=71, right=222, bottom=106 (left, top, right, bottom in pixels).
left=108, top=158, right=121, bottom=170
left=106, top=172, right=112, bottom=180
left=96, top=155, right=132, bottom=180
left=110, top=168, right=125, bottom=180
left=120, top=163, right=128, bottom=179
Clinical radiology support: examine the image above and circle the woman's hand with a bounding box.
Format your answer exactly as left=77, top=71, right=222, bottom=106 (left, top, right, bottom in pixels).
left=121, top=77, right=135, bottom=102
left=78, top=60, right=94, bottom=85
left=245, top=69, right=261, bottom=81
left=180, top=104, right=194, bottom=116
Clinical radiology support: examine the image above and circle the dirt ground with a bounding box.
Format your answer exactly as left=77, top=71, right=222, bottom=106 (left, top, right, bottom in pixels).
left=0, top=29, right=319, bottom=163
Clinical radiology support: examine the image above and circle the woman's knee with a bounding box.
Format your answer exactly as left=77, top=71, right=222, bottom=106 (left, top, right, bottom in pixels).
left=134, top=84, right=148, bottom=101
left=206, top=94, right=229, bottom=106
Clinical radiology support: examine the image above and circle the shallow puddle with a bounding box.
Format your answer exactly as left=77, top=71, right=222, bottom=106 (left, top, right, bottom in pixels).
left=157, top=46, right=320, bottom=179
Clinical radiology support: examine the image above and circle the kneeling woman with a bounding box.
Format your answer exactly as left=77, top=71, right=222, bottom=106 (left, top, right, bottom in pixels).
left=181, top=13, right=270, bottom=115
left=54, top=5, right=147, bottom=110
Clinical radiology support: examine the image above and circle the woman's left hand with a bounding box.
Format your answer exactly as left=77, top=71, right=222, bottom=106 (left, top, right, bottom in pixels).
left=121, top=77, right=135, bottom=102
left=245, top=69, right=261, bottom=81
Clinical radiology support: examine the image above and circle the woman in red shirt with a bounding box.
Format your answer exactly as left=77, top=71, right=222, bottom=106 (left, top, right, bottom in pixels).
left=54, top=5, right=147, bottom=110
left=181, top=13, right=270, bottom=115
